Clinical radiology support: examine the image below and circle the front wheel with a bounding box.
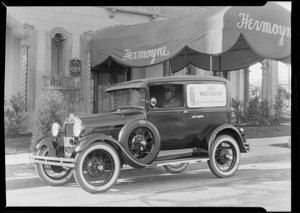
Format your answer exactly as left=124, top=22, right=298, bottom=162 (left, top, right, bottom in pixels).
left=35, top=147, right=73, bottom=186
left=163, top=162, right=189, bottom=174
left=208, top=135, right=240, bottom=178
left=74, top=142, right=120, bottom=193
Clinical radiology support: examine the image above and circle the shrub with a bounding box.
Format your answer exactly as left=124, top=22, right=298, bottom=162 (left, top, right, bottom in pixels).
left=271, top=87, right=285, bottom=125
left=63, top=87, right=83, bottom=113
left=259, top=99, right=272, bottom=125
left=231, top=98, right=244, bottom=126
left=30, top=90, right=65, bottom=151
left=244, top=87, right=261, bottom=126
left=4, top=93, right=27, bottom=137
left=242, top=86, right=287, bottom=126
left=30, top=87, right=82, bottom=152
left=277, top=86, right=291, bottom=107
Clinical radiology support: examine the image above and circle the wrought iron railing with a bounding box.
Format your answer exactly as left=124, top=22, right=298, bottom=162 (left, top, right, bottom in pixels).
left=43, top=75, right=76, bottom=89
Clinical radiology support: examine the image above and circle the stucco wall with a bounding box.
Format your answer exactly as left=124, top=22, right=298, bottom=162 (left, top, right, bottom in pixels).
left=7, top=6, right=154, bottom=72
left=5, top=27, right=21, bottom=100
left=6, top=6, right=158, bottom=113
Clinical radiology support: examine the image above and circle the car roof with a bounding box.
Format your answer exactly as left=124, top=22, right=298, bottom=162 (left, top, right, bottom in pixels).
left=105, top=76, right=230, bottom=92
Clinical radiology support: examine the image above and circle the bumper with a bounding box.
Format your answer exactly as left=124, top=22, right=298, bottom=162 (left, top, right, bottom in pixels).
left=29, top=155, right=76, bottom=168
left=241, top=135, right=250, bottom=152
left=244, top=143, right=250, bottom=152
left=239, top=128, right=250, bottom=152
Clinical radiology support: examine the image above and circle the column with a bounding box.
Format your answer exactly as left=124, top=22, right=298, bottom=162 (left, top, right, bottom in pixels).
left=86, top=49, right=92, bottom=113
left=261, top=59, right=268, bottom=100
left=163, top=60, right=170, bottom=76
left=269, top=60, right=279, bottom=115
left=19, top=45, right=28, bottom=110
left=261, top=59, right=278, bottom=115
left=287, top=63, right=291, bottom=93
left=83, top=31, right=95, bottom=113
left=19, top=23, right=34, bottom=111
left=243, top=67, right=249, bottom=112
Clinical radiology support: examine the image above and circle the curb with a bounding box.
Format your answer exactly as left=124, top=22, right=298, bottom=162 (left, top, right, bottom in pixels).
left=6, top=152, right=290, bottom=191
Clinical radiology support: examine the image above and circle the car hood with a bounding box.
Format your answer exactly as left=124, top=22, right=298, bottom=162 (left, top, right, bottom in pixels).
left=74, top=108, right=146, bottom=135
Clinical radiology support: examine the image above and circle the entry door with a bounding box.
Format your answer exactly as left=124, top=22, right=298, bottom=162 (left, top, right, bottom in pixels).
left=96, top=72, right=111, bottom=113
left=147, top=84, right=187, bottom=150
left=94, top=69, right=131, bottom=113
left=148, top=109, right=187, bottom=150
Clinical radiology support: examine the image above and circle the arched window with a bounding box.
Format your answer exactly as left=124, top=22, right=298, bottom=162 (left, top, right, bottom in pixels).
left=51, top=33, right=66, bottom=76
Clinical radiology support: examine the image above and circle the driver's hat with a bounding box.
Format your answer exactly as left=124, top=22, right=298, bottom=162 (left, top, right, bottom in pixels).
left=164, top=85, right=177, bottom=92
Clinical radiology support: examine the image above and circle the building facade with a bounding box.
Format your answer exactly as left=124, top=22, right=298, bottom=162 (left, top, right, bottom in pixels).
left=5, top=6, right=282, bottom=133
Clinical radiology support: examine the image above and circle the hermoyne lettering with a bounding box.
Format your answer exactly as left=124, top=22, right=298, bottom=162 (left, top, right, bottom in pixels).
left=122, top=47, right=170, bottom=64
left=237, top=13, right=291, bottom=46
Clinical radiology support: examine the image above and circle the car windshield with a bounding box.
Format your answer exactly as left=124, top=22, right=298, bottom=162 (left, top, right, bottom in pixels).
left=107, top=88, right=146, bottom=111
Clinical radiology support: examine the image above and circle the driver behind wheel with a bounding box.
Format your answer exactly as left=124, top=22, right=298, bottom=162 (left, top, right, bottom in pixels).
left=162, top=85, right=182, bottom=108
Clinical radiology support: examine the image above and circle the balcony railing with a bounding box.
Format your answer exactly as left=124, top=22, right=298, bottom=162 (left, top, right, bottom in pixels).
left=43, top=75, right=77, bottom=89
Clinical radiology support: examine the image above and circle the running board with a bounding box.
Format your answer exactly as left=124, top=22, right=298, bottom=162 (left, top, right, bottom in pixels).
left=150, top=157, right=209, bottom=167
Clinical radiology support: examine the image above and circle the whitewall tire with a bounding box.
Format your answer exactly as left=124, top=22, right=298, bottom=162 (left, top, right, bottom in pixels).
left=35, top=147, right=73, bottom=186
left=74, top=142, right=120, bottom=194
left=208, top=135, right=240, bottom=178
left=163, top=162, right=189, bottom=174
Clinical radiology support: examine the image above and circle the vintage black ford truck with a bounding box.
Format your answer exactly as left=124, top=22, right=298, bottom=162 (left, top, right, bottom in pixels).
left=31, top=76, right=249, bottom=193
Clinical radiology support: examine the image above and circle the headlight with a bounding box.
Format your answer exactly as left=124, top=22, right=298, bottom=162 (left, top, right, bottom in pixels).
left=52, top=123, right=62, bottom=136
left=73, top=122, right=84, bottom=137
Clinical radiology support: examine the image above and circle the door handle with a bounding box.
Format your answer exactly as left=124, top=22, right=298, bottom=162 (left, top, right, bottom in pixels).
left=182, top=110, right=189, bottom=114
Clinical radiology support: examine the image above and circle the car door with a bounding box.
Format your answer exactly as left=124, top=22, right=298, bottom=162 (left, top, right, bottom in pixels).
left=185, top=82, right=230, bottom=148
left=147, top=84, right=187, bottom=150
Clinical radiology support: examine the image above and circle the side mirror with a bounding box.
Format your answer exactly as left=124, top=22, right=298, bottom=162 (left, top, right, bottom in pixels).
left=150, top=97, right=157, bottom=107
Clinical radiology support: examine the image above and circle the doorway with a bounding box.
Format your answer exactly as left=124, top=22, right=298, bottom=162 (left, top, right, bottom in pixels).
left=93, top=60, right=131, bottom=113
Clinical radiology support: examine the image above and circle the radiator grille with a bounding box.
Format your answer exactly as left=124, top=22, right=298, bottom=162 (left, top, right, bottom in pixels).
left=65, top=123, right=74, bottom=137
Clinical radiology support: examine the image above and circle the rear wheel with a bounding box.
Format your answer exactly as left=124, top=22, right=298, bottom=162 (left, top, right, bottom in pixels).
left=208, top=135, right=240, bottom=178
left=35, top=147, right=73, bottom=186
left=74, top=142, right=120, bottom=193
left=163, top=162, right=189, bottom=174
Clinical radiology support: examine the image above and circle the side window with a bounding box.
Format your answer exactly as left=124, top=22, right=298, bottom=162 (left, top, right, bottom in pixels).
left=149, top=84, right=183, bottom=108
left=187, top=83, right=227, bottom=108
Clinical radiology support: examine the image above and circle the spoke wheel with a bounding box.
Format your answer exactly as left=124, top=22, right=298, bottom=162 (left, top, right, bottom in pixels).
left=208, top=135, right=240, bottom=178
left=35, top=147, right=73, bottom=186
left=119, top=121, right=161, bottom=166
left=74, top=142, right=120, bottom=193
left=163, top=162, right=189, bottom=174
left=128, top=127, right=155, bottom=161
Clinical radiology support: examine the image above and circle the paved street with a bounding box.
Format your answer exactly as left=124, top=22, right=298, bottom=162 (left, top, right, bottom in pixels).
left=6, top=159, right=291, bottom=211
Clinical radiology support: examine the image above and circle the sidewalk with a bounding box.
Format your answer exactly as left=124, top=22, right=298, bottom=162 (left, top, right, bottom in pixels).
left=5, top=136, right=291, bottom=166
left=5, top=136, right=291, bottom=190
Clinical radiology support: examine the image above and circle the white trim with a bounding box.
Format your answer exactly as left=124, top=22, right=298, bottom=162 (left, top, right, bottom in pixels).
left=49, top=27, right=69, bottom=40
left=103, top=6, right=171, bottom=18
left=6, top=14, right=24, bottom=39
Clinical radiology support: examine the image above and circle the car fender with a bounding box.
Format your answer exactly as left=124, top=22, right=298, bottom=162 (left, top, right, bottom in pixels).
left=74, top=133, right=152, bottom=169
left=202, top=124, right=247, bottom=154
left=75, top=134, right=119, bottom=153
left=36, top=136, right=57, bottom=156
